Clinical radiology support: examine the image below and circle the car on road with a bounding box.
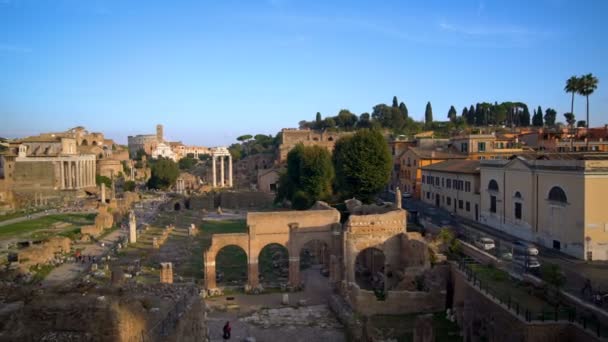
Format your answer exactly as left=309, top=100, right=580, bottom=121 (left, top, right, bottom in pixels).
left=512, top=241, right=539, bottom=256
left=474, top=237, right=496, bottom=251
left=402, top=192, right=412, bottom=199
left=513, top=255, right=541, bottom=269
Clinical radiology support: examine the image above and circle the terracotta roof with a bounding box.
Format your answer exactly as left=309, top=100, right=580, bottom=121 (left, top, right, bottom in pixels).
left=408, top=147, right=467, bottom=159
left=421, top=160, right=480, bottom=174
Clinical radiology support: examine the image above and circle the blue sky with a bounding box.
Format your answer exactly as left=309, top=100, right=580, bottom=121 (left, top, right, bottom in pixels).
left=1, top=0, right=607, bottom=145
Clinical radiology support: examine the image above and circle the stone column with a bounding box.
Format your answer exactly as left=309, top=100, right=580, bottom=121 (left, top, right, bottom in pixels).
left=160, top=262, right=174, bottom=284
left=212, top=156, right=217, bottom=188
left=204, top=253, right=217, bottom=289
left=59, top=161, right=65, bottom=189
left=67, top=161, right=73, bottom=189
left=77, top=161, right=81, bottom=188
left=129, top=210, right=137, bottom=243
left=101, top=183, right=106, bottom=203
left=228, top=155, right=233, bottom=187
left=248, top=258, right=259, bottom=288
left=220, top=156, right=225, bottom=187
left=395, top=187, right=402, bottom=209
left=288, top=256, right=300, bottom=288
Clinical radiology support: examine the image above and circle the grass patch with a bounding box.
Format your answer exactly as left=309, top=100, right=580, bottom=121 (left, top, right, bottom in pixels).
left=202, top=219, right=247, bottom=234
left=0, top=213, right=95, bottom=240
left=30, top=264, right=55, bottom=284
left=0, top=209, right=46, bottom=223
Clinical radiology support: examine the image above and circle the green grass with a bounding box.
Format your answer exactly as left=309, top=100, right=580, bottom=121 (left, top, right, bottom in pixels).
left=30, top=264, right=55, bottom=283
left=0, top=209, right=45, bottom=222
left=0, top=213, right=95, bottom=240
left=470, top=264, right=550, bottom=311
left=202, top=220, right=247, bottom=234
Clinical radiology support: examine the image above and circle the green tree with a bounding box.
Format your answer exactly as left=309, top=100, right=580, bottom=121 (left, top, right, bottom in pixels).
left=399, top=102, right=408, bottom=119
left=532, top=106, right=544, bottom=127
left=544, top=108, right=557, bottom=126
left=461, top=107, right=469, bottom=121
left=520, top=106, right=531, bottom=126
left=335, top=109, right=358, bottom=130
left=564, top=112, right=576, bottom=128
left=467, top=105, right=475, bottom=125
left=333, top=129, right=391, bottom=202
left=178, top=156, right=197, bottom=170
left=564, top=76, right=580, bottom=124
left=392, top=96, right=399, bottom=108
left=577, top=73, right=599, bottom=129
left=315, top=112, right=322, bottom=129
left=276, top=144, right=334, bottom=209
left=237, top=134, right=253, bottom=142
left=357, top=113, right=372, bottom=128
left=323, top=117, right=336, bottom=130
left=96, top=175, right=111, bottom=188
left=123, top=180, right=136, bottom=192
left=134, top=148, right=147, bottom=161
left=424, top=102, right=433, bottom=125
left=577, top=120, right=587, bottom=128
left=447, top=105, right=457, bottom=122
left=198, top=153, right=211, bottom=161
left=147, top=158, right=180, bottom=190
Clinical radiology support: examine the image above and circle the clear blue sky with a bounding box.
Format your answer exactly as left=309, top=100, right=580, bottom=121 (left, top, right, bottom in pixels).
left=1, top=0, right=607, bottom=145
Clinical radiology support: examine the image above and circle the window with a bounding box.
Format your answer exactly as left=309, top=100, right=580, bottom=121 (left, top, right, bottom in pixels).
left=441, top=178, right=445, bottom=187
left=447, top=197, right=451, bottom=206
left=515, top=202, right=522, bottom=219
left=461, top=143, right=468, bottom=153
left=447, top=179, right=452, bottom=188
left=466, top=201, right=470, bottom=211
left=548, top=186, right=567, bottom=204
left=465, top=181, right=471, bottom=192
left=422, top=175, right=426, bottom=184
left=488, top=179, right=499, bottom=192
left=478, top=142, right=486, bottom=152
left=459, top=200, right=464, bottom=209
left=490, top=195, right=497, bottom=213
left=435, top=177, right=439, bottom=186
left=426, top=192, right=430, bottom=200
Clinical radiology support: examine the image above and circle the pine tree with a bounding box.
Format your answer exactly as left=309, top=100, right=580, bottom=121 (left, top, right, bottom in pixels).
left=447, top=106, right=457, bottom=122
left=425, top=102, right=433, bottom=125
left=468, top=105, right=475, bottom=125
left=544, top=108, right=557, bottom=126
left=392, top=96, right=399, bottom=108
left=399, top=102, right=408, bottom=119
left=462, top=107, right=468, bottom=120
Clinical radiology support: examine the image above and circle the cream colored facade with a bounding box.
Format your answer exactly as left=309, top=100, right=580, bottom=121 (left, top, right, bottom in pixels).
left=480, top=157, right=608, bottom=260
left=420, top=160, right=481, bottom=221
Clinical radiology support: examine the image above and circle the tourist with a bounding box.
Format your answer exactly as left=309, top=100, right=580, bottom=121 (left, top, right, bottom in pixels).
left=222, top=321, right=231, bottom=340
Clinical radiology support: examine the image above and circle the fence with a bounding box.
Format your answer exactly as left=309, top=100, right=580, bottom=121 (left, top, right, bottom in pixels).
left=457, top=258, right=608, bottom=339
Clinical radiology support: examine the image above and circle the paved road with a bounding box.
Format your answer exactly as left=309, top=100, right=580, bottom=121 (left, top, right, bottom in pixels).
left=404, top=198, right=608, bottom=310
left=42, top=228, right=126, bottom=287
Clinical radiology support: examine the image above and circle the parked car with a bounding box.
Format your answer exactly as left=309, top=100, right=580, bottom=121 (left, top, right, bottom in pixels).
left=402, top=192, right=412, bottom=199
left=513, top=255, right=541, bottom=269
left=474, top=237, right=496, bottom=251
left=512, top=241, right=539, bottom=256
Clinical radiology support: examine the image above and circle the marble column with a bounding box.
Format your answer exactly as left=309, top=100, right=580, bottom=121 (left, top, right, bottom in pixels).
left=212, top=156, right=217, bottom=188
left=228, top=155, right=233, bottom=187
left=220, top=156, right=225, bottom=187
left=59, top=161, right=65, bottom=189
left=67, top=161, right=72, bottom=189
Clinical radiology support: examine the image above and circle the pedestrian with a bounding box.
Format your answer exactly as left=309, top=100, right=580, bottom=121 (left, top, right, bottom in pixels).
left=222, top=321, right=231, bottom=340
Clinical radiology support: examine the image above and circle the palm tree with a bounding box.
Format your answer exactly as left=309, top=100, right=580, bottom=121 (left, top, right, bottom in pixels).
left=577, top=73, right=599, bottom=129
left=564, top=76, right=580, bottom=120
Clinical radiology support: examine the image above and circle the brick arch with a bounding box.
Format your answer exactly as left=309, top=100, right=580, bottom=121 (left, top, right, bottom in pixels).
left=204, top=233, right=250, bottom=290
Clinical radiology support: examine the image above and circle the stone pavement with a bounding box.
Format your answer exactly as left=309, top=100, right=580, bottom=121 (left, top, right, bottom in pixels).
left=41, top=228, right=125, bottom=287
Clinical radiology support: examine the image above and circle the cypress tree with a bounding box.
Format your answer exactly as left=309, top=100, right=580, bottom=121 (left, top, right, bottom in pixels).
left=425, top=102, right=433, bottom=125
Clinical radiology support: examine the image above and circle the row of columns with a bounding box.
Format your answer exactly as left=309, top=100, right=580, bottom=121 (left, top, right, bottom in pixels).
left=211, top=154, right=233, bottom=188
left=59, top=159, right=95, bottom=189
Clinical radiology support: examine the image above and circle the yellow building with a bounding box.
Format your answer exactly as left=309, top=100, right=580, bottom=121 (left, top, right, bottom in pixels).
left=480, top=155, right=608, bottom=260
left=420, top=160, right=481, bottom=221
left=397, top=147, right=466, bottom=199
left=450, top=133, right=528, bottom=160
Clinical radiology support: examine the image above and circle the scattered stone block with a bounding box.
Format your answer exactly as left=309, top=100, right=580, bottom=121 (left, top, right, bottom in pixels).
left=281, top=293, right=289, bottom=305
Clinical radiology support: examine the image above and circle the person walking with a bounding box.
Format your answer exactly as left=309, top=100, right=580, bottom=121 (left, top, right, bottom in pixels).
left=222, top=321, right=231, bottom=340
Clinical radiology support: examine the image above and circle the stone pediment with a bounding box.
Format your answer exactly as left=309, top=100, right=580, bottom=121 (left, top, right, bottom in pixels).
left=504, top=157, right=531, bottom=171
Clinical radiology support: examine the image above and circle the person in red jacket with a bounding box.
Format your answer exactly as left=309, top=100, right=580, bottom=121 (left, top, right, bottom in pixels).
left=222, top=321, right=231, bottom=340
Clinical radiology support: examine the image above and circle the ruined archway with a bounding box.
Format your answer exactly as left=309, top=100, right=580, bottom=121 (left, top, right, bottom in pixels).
left=355, top=247, right=386, bottom=291
left=215, top=245, right=248, bottom=286
left=300, top=239, right=330, bottom=271
left=258, top=243, right=289, bottom=287
left=174, top=202, right=181, bottom=211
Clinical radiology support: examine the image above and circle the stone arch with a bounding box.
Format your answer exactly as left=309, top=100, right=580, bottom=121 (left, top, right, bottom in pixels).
left=257, top=243, right=289, bottom=287
left=299, top=238, right=330, bottom=272
left=92, top=140, right=97, bottom=146
left=215, top=245, right=248, bottom=286
left=355, top=247, right=386, bottom=291
left=174, top=202, right=181, bottom=211
left=82, top=139, right=88, bottom=146
left=204, top=233, right=250, bottom=290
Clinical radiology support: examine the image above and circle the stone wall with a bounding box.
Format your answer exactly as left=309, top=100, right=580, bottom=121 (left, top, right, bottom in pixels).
left=190, top=191, right=275, bottom=210
left=348, top=283, right=445, bottom=316
left=451, top=263, right=601, bottom=342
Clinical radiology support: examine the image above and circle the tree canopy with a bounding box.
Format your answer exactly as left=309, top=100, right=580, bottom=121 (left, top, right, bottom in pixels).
left=333, top=129, right=391, bottom=202
left=425, top=102, right=433, bottom=124
left=147, top=158, right=180, bottom=190
left=276, top=144, right=334, bottom=209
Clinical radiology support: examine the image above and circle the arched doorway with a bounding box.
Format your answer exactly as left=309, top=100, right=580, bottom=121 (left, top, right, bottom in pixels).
left=215, top=245, right=248, bottom=286
left=300, top=239, right=330, bottom=273
left=184, top=199, right=191, bottom=210
left=174, top=202, right=181, bottom=211
left=355, top=247, right=386, bottom=291
left=258, top=243, right=289, bottom=287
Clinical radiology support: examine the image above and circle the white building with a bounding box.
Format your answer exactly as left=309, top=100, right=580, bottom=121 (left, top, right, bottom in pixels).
left=151, top=142, right=177, bottom=161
